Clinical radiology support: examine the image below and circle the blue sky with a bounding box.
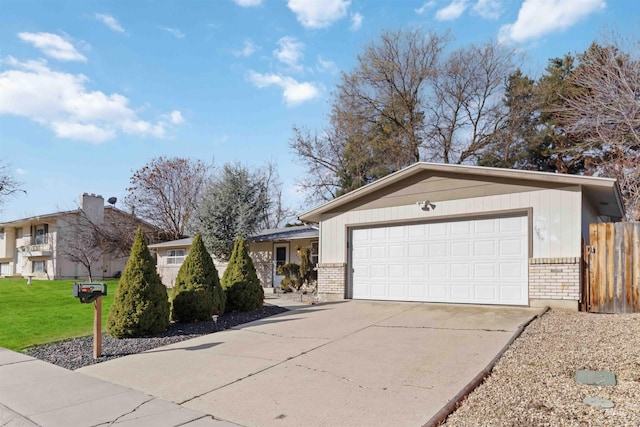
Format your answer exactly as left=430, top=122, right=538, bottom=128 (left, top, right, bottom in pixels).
left=0, top=0, right=637, bottom=221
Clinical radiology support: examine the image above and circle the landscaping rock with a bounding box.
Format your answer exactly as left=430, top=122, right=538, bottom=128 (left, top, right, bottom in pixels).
left=575, top=369, right=617, bottom=386
left=583, top=397, right=615, bottom=409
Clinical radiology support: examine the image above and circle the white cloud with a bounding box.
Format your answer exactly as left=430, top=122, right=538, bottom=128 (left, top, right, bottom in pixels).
left=247, top=71, right=320, bottom=105
left=234, top=0, right=262, bottom=6
left=0, top=57, right=181, bottom=143
left=94, top=13, right=125, bottom=33
left=435, top=0, right=468, bottom=21
left=472, top=0, right=502, bottom=19
left=287, top=0, right=350, bottom=29
left=16, top=168, right=27, bottom=175
left=18, top=32, right=86, bottom=62
left=350, top=12, right=363, bottom=31
left=499, top=0, right=606, bottom=43
left=415, top=1, right=436, bottom=14
left=162, top=26, right=185, bottom=39
left=233, top=40, right=260, bottom=57
left=317, top=55, right=338, bottom=74
left=274, top=36, right=304, bottom=70
left=169, top=110, right=184, bottom=124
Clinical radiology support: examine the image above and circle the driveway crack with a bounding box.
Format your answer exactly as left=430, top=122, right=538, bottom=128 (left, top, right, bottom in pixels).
left=372, top=325, right=509, bottom=332
left=230, top=328, right=331, bottom=340
left=293, top=364, right=371, bottom=390
left=91, top=396, right=154, bottom=426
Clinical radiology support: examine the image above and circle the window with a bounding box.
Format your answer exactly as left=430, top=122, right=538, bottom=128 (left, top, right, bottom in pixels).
left=34, top=225, right=48, bottom=245
left=0, top=228, right=4, bottom=240
left=33, top=260, right=46, bottom=273
left=310, top=241, right=319, bottom=266
left=167, top=249, right=186, bottom=265
left=0, top=263, right=10, bottom=276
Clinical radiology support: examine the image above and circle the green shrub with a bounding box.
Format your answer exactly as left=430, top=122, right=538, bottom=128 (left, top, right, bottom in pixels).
left=170, top=233, right=225, bottom=322
left=107, top=227, right=170, bottom=338
left=221, top=237, right=263, bottom=312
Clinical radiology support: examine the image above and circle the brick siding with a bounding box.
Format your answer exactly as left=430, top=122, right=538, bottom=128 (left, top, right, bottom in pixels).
left=528, top=257, right=581, bottom=301
left=317, top=263, right=346, bottom=295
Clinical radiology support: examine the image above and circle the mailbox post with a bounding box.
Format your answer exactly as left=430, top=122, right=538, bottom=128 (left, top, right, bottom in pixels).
left=73, top=282, right=107, bottom=359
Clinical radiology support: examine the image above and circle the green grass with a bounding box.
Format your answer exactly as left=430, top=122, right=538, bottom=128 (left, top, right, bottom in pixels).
left=0, top=278, right=120, bottom=351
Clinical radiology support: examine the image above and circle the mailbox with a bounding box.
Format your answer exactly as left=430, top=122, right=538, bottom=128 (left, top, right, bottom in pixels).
left=73, top=282, right=107, bottom=304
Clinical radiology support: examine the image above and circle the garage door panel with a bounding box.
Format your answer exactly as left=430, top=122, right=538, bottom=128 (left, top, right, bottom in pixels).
left=499, top=239, right=525, bottom=256
left=450, top=241, right=471, bottom=257
left=450, top=284, right=471, bottom=300
left=351, top=215, right=528, bottom=305
left=500, top=216, right=525, bottom=232
left=408, top=244, right=425, bottom=257
left=450, top=263, right=471, bottom=278
left=474, top=241, right=497, bottom=256
left=429, top=223, right=447, bottom=237
left=407, top=224, right=426, bottom=237
left=388, top=245, right=405, bottom=258
left=428, top=242, right=447, bottom=257
left=500, top=262, right=525, bottom=278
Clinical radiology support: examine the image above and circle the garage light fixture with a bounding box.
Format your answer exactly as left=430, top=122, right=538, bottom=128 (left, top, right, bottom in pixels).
left=417, top=200, right=436, bottom=211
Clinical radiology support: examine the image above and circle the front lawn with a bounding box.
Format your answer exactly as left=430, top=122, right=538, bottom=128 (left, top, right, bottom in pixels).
left=0, top=278, right=119, bottom=351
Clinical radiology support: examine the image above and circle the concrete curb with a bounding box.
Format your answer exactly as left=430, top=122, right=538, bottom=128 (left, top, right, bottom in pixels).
left=423, top=306, right=551, bottom=427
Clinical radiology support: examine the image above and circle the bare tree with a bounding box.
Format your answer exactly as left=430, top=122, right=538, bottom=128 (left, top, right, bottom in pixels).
left=291, top=29, right=448, bottom=202
left=290, top=125, right=346, bottom=202
left=59, top=207, right=161, bottom=281
left=425, top=41, right=517, bottom=164
left=291, top=31, right=517, bottom=202
left=260, top=161, right=296, bottom=229
left=0, top=162, right=25, bottom=211
left=125, top=157, right=210, bottom=240
left=58, top=211, right=107, bottom=282
left=558, top=37, right=640, bottom=220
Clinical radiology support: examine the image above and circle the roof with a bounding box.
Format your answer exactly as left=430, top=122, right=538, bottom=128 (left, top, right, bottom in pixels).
left=0, top=205, right=157, bottom=229
left=248, top=225, right=319, bottom=242
left=149, top=226, right=319, bottom=250
left=298, top=162, right=626, bottom=223
left=148, top=237, right=193, bottom=249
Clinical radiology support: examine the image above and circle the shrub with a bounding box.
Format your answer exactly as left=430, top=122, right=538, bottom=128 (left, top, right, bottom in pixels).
left=277, top=263, right=300, bottom=292
left=107, top=227, right=170, bottom=338
left=170, top=233, right=225, bottom=323
left=221, top=237, right=263, bottom=312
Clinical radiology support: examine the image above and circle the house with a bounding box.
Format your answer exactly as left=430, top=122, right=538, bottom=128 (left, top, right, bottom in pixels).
left=149, top=225, right=319, bottom=288
left=0, top=193, right=159, bottom=280
left=298, top=162, right=625, bottom=310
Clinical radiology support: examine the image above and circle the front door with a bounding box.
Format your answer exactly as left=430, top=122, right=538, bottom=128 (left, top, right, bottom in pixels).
left=273, top=243, right=289, bottom=287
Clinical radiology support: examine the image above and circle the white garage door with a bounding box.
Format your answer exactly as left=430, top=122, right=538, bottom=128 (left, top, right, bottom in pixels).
left=351, top=215, right=528, bottom=305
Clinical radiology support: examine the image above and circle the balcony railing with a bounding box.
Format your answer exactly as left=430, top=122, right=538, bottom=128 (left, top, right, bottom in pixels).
left=20, top=243, right=53, bottom=257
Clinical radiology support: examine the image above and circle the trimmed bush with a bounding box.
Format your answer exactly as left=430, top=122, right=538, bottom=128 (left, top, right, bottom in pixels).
left=170, top=233, right=225, bottom=322
left=221, top=237, right=264, bottom=312
left=107, top=227, right=170, bottom=338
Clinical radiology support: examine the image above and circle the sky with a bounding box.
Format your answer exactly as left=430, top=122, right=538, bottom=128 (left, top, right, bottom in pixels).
left=1, top=0, right=638, bottom=222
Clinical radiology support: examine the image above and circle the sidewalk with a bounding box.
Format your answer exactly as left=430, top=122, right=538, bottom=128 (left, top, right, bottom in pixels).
left=0, top=347, right=238, bottom=427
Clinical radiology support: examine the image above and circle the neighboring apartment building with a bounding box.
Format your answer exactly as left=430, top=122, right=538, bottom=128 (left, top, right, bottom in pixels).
left=0, top=193, right=157, bottom=280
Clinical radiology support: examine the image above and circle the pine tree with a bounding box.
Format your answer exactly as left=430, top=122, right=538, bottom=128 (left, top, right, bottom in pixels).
left=221, top=237, right=264, bottom=312
left=107, top=227, right=170, bottom=338
left=170, top=233, right=225, bottom=322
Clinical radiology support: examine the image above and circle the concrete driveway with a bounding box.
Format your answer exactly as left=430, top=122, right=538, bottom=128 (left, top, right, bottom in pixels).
left=79, top=301, right=542, bottom=427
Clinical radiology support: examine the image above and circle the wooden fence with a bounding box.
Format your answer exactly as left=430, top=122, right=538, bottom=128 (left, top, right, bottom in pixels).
left=585, top=222, right=640, bottom=313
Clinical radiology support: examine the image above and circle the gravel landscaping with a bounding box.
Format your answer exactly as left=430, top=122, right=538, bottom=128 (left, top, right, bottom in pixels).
left=441, top=309, right=640, bottom=427
left=25, top=304, right=287, bottom=371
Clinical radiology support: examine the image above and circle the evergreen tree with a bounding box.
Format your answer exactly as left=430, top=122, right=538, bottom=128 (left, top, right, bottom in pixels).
left=171, top=233, right=225, bottom=322
left=107, top=227, right=170, bottom=338
left=221, top=237, right=264, bottom=312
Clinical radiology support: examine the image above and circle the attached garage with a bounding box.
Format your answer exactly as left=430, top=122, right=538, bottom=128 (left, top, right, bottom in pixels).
left=299, top=162, right=625, bottom=310
left=350, top=215, right=528, bottom=305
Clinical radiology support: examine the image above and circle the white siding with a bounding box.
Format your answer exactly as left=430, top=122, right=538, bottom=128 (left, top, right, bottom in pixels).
left=321, top=187, right=583, bottom=263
